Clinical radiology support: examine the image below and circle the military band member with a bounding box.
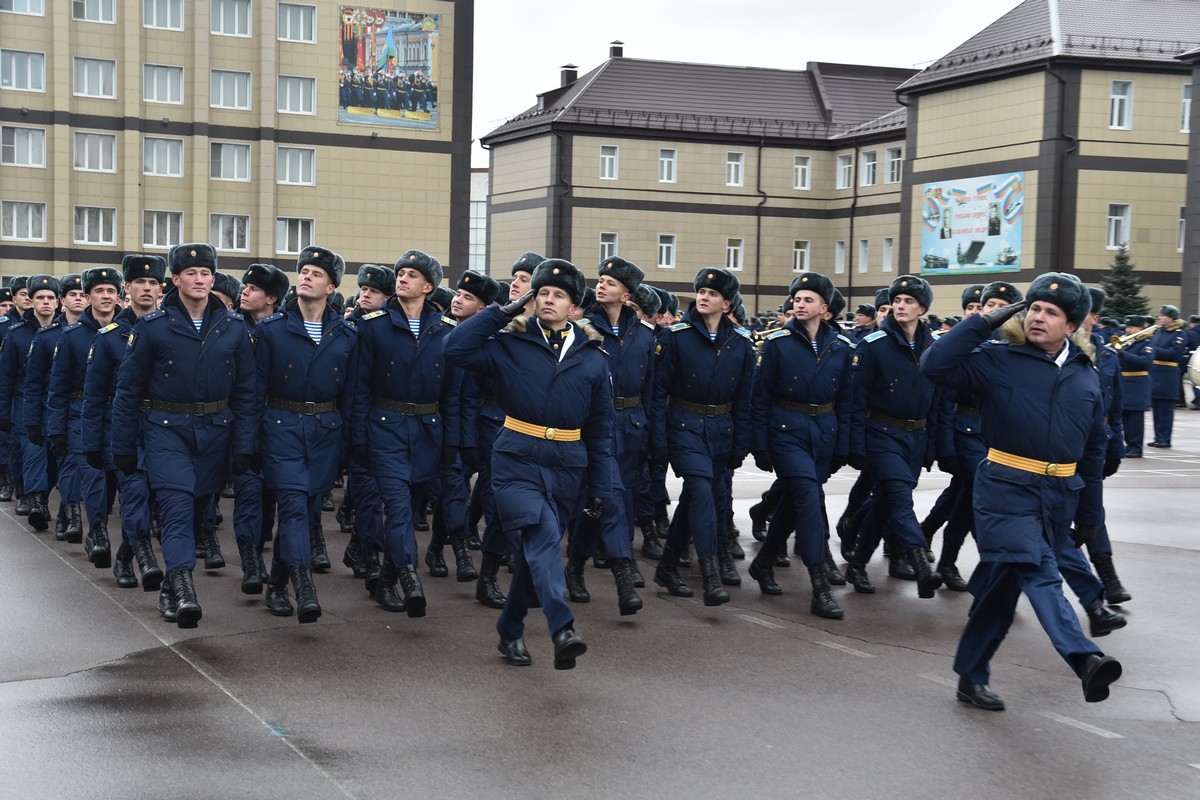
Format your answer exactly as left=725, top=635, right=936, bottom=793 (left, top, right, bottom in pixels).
left=1147, top=305, right=1187, bottom=448
left=1117, top=315, right=1154, bottom=457
left=18, top=275, right=69, bottom=533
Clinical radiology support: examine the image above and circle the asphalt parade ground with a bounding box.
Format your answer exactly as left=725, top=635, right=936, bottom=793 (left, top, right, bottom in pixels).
left=1, top=411, right=1198, bottom=799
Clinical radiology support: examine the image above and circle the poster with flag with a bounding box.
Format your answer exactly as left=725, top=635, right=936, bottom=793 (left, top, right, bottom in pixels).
left=339, top=7, right=439, bottom=130
left=919, top=172, right=1024, bottom=275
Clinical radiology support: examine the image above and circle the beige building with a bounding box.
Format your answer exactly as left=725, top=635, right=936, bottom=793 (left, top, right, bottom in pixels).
left=0, top=0, right=474, bottom=290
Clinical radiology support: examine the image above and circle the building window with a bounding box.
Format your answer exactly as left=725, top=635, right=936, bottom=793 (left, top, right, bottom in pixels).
left=599, top=145, right=618, bottom=180
left=278, top=3, right=315, bottom=42
left=143, top=0, right=182, bottom=30
left=834, top=240, right=846, bottom=274
left=792, top=240, right=810, bottom=272
left=836, top=154, right=853, bottom=189
left=72, top=0, right=114, bottom=22
left=73, top=206, right=116, bottom=245
left=143, top=136, right=183, bottom=177
left=725, top=237, right=744, bottom=271
left=278, top=75, right=315, bottom=114
left=857, top=239, right=870, bottom=273
left=1, top=49, right=45, bottom=92
left=277, top=147, right=315, bottom=185
left=882, top=237, right=894, bottom=272
left=143, top=209, right=181, bottom=248
left=726, top=152, right=744, bottom=187
left=658, top=234, right=676, bottom=269
left=1, top=200, right=45, bottom=241
left=73, top=57, right=116, bottom=98
left=211, top=0, right=250, bottom=36
left=1109, top=80, right=1133, bottom=129
left=211, top=214, right=249, bottom=251
left=211, top=70, right=251, bottom=109
left=74, top=132, right=116, bottom=172
left=793, top=156, right=811, bottom=190
left=658, top=148, right=676, bottom=183
left=885, top=148, right=903, bottom=184
left=210, top=142, right=250, bottom=181
left=860, top=152, right=877, bottom=187
left=1182, top=85, right=1192, bottom=133
left=1, top=125, right=45, bottom=167
left=1, top=0, right=45, bottom=15
left=599, top=232, right=618, bottom=261
left=1106, top=203, right=1130, bottom=249
left=277, top=217, right=314, bottom=254
left=144, top=64, right=183, bottom=104
left=1179, top=206, right=1186, bottom=252
left=468, top=200, right=486, bottom=272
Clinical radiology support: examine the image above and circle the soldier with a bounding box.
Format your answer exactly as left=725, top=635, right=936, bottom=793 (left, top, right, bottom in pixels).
left=509, top=251, right=543, bottom=308
left=850, top=304, right=876, bottom=342
left=1117, top=315, right=1154, bottom=458
left=627, top=284, right=664, bottom=558
left=17, top=275, right=68, bottom=533
left=111, top=244, right=258, bottom=628
left=0, top=286, right=14, bottom=503
left=1146, top=305, right=1187, bottom=448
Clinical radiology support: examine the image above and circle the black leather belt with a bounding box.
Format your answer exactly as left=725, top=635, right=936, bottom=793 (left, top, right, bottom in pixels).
left=268, top=397, right=337, bottom=415
left=613, top=395, right=641, bottom=410
left=145, top=398, right=229, bottom=416
left=371, top=398, right=439, bottom=415
left=869, top=409, right=926, bottom=431
left=774, top=398, right=834, bottom=415
left=954, top=403, right=979, bottom=417
left=668, top=396, right=732, bottom=416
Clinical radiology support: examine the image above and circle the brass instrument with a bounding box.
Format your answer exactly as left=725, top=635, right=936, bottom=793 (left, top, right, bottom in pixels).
left=1109, top=323, right=1159, bottom=351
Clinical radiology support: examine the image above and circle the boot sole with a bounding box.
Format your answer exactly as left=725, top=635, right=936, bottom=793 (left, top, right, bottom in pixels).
left=241, top=580, right=264, bottom=595
left=140, top=570, right=164, bottom=592
left=204, top=557, right=226, bottom=570
left=1082, top=659, right=1122, bottom=702
left=456, top=569, right=478, bottom=582
left=404, top=596, right=427, bottom=618
left=268, top=605, right=295, bottom=617
left=297, top=605, right=322, bottom=624
left=653, top=575, right=694, bottom=598
left=618, top=597, right=643, bottom=616
left=553, top=641, right=587, bottom=670
left=918, top=576, right=943, bottom=598
left=176, top=605, right=202, bottom=628
left=812, top=605, right=845, bottom=619
left=956, top=690, right=1005, bottom=711
left=91, top=550, right=112, bottom=569
left=703, top=592, right=730, bottom=606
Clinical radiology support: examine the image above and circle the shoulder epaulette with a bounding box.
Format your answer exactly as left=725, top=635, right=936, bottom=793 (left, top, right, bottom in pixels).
left=639, top=318, right=655, bottom=330
left=342, top=318, right=356, bottom=331
left=141, top=310, right=166, bottom=322
left=362, top=310, right=387, bottom=321
left=441, top=315, right=458, bottom=326
left=227, top=311, right=243, bottom=321
left=863, top=330, right=887, bottom=343
left=98, top=322, right=120, bottom=334
left=836, top=333, right=852, bottom=345
left=765, top=328, right=791, bottom=341
left=260, top=312, right=285, bottom=325
left=735, top=327, right=752, bottom=340
left=668, top=322, right=689, bottom=332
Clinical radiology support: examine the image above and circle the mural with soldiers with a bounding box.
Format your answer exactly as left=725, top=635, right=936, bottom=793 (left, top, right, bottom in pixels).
left=339, top=7, right=439, bottom=130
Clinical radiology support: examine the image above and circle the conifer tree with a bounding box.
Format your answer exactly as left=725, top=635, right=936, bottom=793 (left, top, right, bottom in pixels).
left=1098, top=245, right=1150, bottom=318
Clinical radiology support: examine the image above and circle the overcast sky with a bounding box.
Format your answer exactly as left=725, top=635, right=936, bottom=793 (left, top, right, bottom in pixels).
left=471, top=0, right=1025, bottom=165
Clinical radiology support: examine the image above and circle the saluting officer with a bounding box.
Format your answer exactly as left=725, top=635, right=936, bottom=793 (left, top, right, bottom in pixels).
left=1147, top=305, right=1187, bottom=448
left=111, top=244, right=258, bottom=629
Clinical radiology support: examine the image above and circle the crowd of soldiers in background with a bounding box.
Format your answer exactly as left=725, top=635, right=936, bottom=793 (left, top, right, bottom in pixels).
left=338, top=68, right=437, bottom=112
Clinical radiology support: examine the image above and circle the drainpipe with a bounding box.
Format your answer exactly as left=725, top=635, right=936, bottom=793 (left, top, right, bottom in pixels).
left=754, top=137, right=767, bottom=311
left=552, top=130, right=570, bottom=258
left=1046, top=64, right=1077, bottom=267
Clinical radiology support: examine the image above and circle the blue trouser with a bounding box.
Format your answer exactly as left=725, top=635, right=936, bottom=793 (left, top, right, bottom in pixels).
left=1056, top=538, right=1104, bottom=608
left=1151, top=398, right=1174, bottom=444
left=348, top=467, right=382, bottom=552
left=1122, top=409, right=1144, bottom=453
left=477, top=442, right=507, bottom=558
left=845, top=469, right=874, bottom=517
left=233, top=469, right=273, bottom=548
left=116, top=468, right=151, bottom=546
left=665, top=464, right=730, bottom=559
left=496, top=505, right=575, bottom=641
left=925, top=474, right=962, bottom=532
left=274, top=490, right=319, bottom=567
left=649, top=461, right=669, bottom=508
left=855, top=478, right=925, bottom=560
left=433, top=460, right=469, bottom=543
left=157, top=488, right=212, bottom=573
left=79, top=459, right=107, bottom=523
left=634, top=457, right=655, bottom=522
left=376, top=475, right=418, bottom=566
left=58, top=451, right=81, bottom=504
left=20, top=429, right=49, bottom=494
left=761, top=476, right=824, bottom=568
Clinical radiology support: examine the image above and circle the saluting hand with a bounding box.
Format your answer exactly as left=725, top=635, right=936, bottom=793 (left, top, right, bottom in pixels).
left=501, top=290, right=535, bottom=319
left=982, top=300, right=1026, bottom=330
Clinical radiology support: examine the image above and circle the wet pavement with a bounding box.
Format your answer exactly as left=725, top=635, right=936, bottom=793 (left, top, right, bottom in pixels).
left=2, top=411, right=1198, bottom=799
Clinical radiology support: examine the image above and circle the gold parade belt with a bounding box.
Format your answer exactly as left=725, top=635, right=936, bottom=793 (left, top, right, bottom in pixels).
left=987, top=447, right=1077, bottom=477
left=1121, top=371, right=1148, bottom=377
left=1153, top=360, right=1179, bottom=368
left=503, top=416, right=581, bottom=441
left=774, top=398, right=835, bottom=415
left=371, top=399, right=439, bottom=415
left=268, top=397, right=337, bottom=415
left=145, top=398, right=229, bottom=416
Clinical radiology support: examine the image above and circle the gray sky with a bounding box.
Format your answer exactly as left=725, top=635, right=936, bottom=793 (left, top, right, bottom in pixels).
left=472, top=0, right=1025, bottom=165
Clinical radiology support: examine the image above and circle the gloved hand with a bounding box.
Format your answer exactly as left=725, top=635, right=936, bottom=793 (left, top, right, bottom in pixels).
left=1103, top=458, right=1120, bottom=478
left=26, top=425, right=43, bottom=446
left=501, top=290, right=535, bottom=319
left=441, top=446, right=458, bottom=468
left=847, top=453, right=867, bottom=472
left=938, top=456, right=960, bottom=476
left=752, top=450, right=773, bottom=473
left=651, top=446, right=670, bottom=468
left=459, top=447, right=480, bottom=473
left=85, top=451, right=105, bottom=471
left=582, top=497, right=604, bottom=520
left=49, top=435, right=67, bottom=459
left=351, top=444, right=370, bottom=467
left=113, top=453, right=138, bottom=475
left=924, top=458, right=935, bottom=472
left=982, top=300, right=1027, bottom=330
left=728, top=455, right=745, bottom=471
left=233, top=453, right=261, bottom=475
left=1071, top=524, right=1099, bottom=548
left=828, top=455, right=847, bottom=475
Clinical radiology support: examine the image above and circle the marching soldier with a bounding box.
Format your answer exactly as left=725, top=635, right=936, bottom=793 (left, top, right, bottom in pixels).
left=1147, top=305, right=1187, bottom=448
left=0, top=287, right=14, bottom=503
left=17, top=275, right=68, bottom=532
left=1118, top=315, right=1154, bottom=457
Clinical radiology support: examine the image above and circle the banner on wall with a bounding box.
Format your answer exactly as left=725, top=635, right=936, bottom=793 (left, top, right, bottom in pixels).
left=919, top=172, right=1024, bottom=275
left=339, top=7, right=440, bottom=130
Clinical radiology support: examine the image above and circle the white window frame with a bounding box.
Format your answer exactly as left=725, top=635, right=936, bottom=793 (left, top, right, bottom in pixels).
left=836, top=154, right=853, bottom=189
left=1, top=49, right=46, bottom=93
left=857, top=239, right=869, bottom=273
left=143, top=63, right=183, bottom=104
left=599, top=232, right=618, bottom=262
left=73, top=205, right=116, bottom=245
left=1109, top=80, right=1133, bottom=130
left=793, top=155, right=811, bottom=190
left=657, top=234, right=676, bottom=269
left=599, top=145, right=618, bottom=180
left=73, top=57, right=116, bottom=99
left=834, top=240, right=846, bottom=274
left=1, top=125, right=46, bottom=168
left=882, top=237, right=894, bottom=273
left=726, top=152, right=744, bottom=187
left=725, top=237, right=744, bottom=271
left=792, top=240, right=810, bottom=273
left=143, top=0, right=183, bottom=30
left=1182, top=85, right=1192, bottom=134
left=72, top=0, right=114, bottom=23
left=1179, top=206, right=1186, bottom=253
left=210, top=141, right=250, bottom=182
left=1, top=0, right=45, bottom=16
left=277, top=75, right=315, bottom=115
left=143, top=136, right=183, bottom=177
left=73, top=131, right=116, bottom=172
left=142, top=209, right=182, bottom=248
left=1, top=200, right=46, bottom=241
left=211, top=69, right=252, bottom=110
left=276, top=217, right=314, bottom=254
left=885, top=147, right=903, bottom=184
left=860, top=151, right=877, bottom=187
left=211, top=0, right=251, bottom=37
left=210, top=213, right=250, bottom=251
left=277, top=146, right=315, bottom=185
left=1106, top=203, right=1131, bottom=249
left=278, top=3, right=316, bottom=43
left=658, top=148, right=676, bottom=183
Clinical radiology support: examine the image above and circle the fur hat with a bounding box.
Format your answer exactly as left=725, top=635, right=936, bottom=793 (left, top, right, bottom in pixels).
left=511, top=251, right=545, bottom=277
left=828, top=289, right=846, bottom=320
left=60, top=274, right=83, bottom=294
left=456, top=270, right=500, bottom=305
left=1087, top=287, right=1106, bottom=316
left=531, top=258, right=586, bottom=305
left=855, top=303, right=876, bottom=317
left=597, top=256, right=644, bottom=294
left=580, top=286, right=596, bottom=309
left=651, top=286, right=672, bottom=316
left=961, top=284, right=985, bottom=309
left=9, top=276, right=28, bottom=294
left=357, top=263, right=395, bottom=295
left=27, top=274, right=61, bottom=297
left=122, top=254, right=167, bottom=284
left=666, top=292, right=680, bottom=316
left=1124, top=314, right=1145, bottom=327
left=212, top=271, right=242, bottom=302
left=429, top=285, right=455, bottom=312
left=242, top=263, right=290, bottom=302
left=693, top=267, right=739, bottom=301
left=297, top=246, right=344, bottom=285
left=1026, top=272, right=1091, bottom=326
left=169, top=243, right=218, bottom=275
left=787, top=272, right=836, bottom=306
left=1160, top=304, right=1181, bottom=320
left=632, top=284, right=661, bottom=317
left=874, top=287, right=890, bottom=307
left=329, top=291, right=346, bottom=315
left=395, top=249, right=443, bottom=288
left=888, top=275, right=933, bottom=310
left=82, top=266, right=123, bottom=294
left=981, top=280, right=1022, bottom=306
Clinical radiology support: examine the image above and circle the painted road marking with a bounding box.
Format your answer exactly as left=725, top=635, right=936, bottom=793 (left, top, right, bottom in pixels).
left=817, top=641, right=875, bottom=658
left=918, top=673, right=958, bottom=688
left=736, top=614, right=784, bottom=629
left=1040, top=712, right=1124, bottom=739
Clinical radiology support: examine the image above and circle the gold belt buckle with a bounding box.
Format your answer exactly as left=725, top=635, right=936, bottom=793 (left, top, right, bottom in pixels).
left=544, top=427, right=557, bottom=440
left=1045, top=462, right=1059, bottom=476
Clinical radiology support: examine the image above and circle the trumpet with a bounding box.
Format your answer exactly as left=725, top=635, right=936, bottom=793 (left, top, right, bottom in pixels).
left=1109, top=323, right=1160, bottom=351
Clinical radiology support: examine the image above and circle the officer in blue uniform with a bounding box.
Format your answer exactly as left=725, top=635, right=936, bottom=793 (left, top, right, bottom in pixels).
left=747, top=271, right=851, bottom=619
left=1117, top=315, right=1154, bottom=457
left=111, top=243, right=258, bottom=629
left=17, top=274, right=68, bottom=533
left=644, top=289, right=679, bottom=546
left=82, top=255, right=166, bottom=592
left=446, top=258, right=612, bottom=669
left=0, top=287, right=15, bottom=504
left=628, top=284, right=665, bottom=558
left=350, top=249, right=457, bottom=618
left=650, top=267, right=755, bottom=606
left=1147, top=305, right=1187, bottom=447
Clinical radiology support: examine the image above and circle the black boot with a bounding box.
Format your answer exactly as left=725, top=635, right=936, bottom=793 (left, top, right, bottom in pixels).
left=845, top=561, right=876, bottom=594
left=221, top=480, right=235, bottom=499
left=592, top=540, right=609, bottom=570
left=134, top=537, right=163, bottom=592
left=726, top=513, right=745, bottom=558
left=0, top=466, right=11, bottom=501
left=452, top=537, right=477, bottom=582
left=237, top=539, right=263, bottom=595
left=289, top=565, right=322, bottom=623
left=158, top=582, right=177, bottom=623
left=677, top=543, right=691, bottom=567
left=888, top=554, right=916, bottom=580
left=309, top=518, right=330, bottom=572
left=336, top=498, right=354, bottom=533
left=774, top=551, right=791, bottom=568
left=15, top=491, right=31, bottom=516
left=374, top=560, right=406, bottom=612
left=808, top=563, right=844, bottom=619
left=169, top=568, right=202, bottom=628
left=937, top=544, right=969, bottom=592
left=907, top=546, right=942, bottom=598
left=1092, top=553, right=1132, bottom=604
left=823, top=542, right=847, bottom=586
left=112, top=543, right=138, bottom=588
left=1074, top=653, right=1123, bottom=703
left=629, top=556, right=645, bottom=588
left=638, top=518, right=664, bottom=560
left=748, top=552, right=782, bottom=595
left=749, top=497, right=768, bottom=542
left=265, top=559, right=294, bottom=617
left=54, top=502, right=67, bottom=541
left=321, top=491, right=335, bottom=512
left=86, top=518, right=112, bottom=568
left=398, top=563, right=426, bottom=618
left=653, top=545, right=694, bottom=597
left=342, top=530, right=363, bottom=573
left=27, top=491, right=49, bottom=531
left=475, top=552, right=507, bottom=608
left=565, top=550, right=590, bottom=603
left=717, top=539, right=741, bottom=586
left=835, top=508, right=859, bottom=561
left=1086, top=597, right=1127, bottom=637
left=698, top=555, right=730, bottom=606
left=200, top=520, right=224, bottom=569
left=424, top=528, right=449, bottom=577
left=359, top=544, right=381, bottom=588
left=610, top=558, right=643, bottom=616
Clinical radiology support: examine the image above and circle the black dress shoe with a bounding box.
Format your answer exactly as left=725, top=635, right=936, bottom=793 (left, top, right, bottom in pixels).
left=551, top=626, right=587, bottom=670
left=748, top=556, right=782, bottom=595
left=956, top=678, right=1005, bottom=711
left=1076, top=653, right=1122, bottom=703
left=498, top=637, right=532, bottom=667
